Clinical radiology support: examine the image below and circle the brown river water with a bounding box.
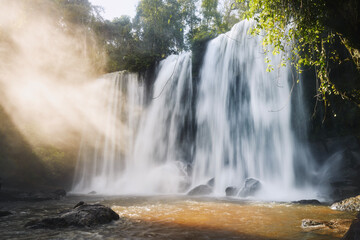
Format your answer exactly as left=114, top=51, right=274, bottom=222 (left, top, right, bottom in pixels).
left=0, top=195, right=356, bottom=239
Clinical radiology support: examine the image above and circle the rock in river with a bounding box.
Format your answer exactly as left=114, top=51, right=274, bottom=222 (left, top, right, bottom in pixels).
left=25, top=202, right=119, bottom=229
left=187, top=184, right=212, bottom=196
left=225, top=186, right=239, bottom=197
left=331, top=195, right=360, bottom=211
left=301, top=219, right=353, bottom=235
left=0, top=211, right=12, bottom=217
left=292, top=199, right=321, bottom=205
left=187, top=178, right=215, bottom=196
left=238, top=178, right=261, bottom=197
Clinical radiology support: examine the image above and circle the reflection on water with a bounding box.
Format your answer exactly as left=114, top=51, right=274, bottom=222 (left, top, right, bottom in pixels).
left=0, top=196, right=356, bottom=239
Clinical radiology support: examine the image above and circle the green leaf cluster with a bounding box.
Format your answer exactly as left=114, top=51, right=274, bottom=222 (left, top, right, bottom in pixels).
left=237, top=0, right=360, bottom=107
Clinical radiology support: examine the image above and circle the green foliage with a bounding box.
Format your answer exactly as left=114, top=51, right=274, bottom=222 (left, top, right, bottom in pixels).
left=238, top=0, right=360, bottom=107
left=134, top=0, right=185, bottom=61
left=201, top=0, right=221, bottom=27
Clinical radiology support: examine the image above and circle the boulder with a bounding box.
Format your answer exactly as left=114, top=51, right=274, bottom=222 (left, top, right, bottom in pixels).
left=292, top=199, right=321, bottom=205
left=88, top=191, right=97, bottom=195
left=225, top=187, right=239, bottom=197
left=73, top=201, right=85, bottom=208
left=25, top=202, right=119, bottom=229
left=238, top=178, right=261, bottom=197
left=0, top=211, right=12, bottom=217
left=207, top=178, right=215, bottom=187
left=302, top=219, right=327, bottom=228
left=187, top=184, right=212, bottom=196
left=301, top=219, right=352, bottom=234
left=331, top=195, right=360, bottom=211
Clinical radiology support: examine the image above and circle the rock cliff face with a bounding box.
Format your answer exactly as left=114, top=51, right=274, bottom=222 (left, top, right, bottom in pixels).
left=309, top=136, right=360, bottom=200
left=0, top=106, right=47, bottom=189
left=324, top=0, right=360, bottom=50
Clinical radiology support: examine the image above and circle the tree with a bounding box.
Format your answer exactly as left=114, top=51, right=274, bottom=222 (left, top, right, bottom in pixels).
left=237, top=0, right=360, bottom=106
left=93, top=16, right=137, bottom=72
left=179, top=0, right=201, bottom=47
left=134, top=0, right=185, bottom=59
left=51, top=0, right=106, bottom=73
left=201, top=0, right=221, bottom=30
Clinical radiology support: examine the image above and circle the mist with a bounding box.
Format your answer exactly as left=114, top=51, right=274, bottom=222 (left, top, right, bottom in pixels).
left=0, top=0, right=116, bottom=148
left=0, top=0, right=130, bottom=188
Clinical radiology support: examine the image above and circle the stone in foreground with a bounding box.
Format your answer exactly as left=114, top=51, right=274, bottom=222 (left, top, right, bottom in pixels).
left=25, top=202, right=119, bottom=229
left=302, top=218, right=353, bottom=235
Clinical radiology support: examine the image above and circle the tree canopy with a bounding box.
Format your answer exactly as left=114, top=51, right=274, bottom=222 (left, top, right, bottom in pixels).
left=34, top=0, right=360, bottom=110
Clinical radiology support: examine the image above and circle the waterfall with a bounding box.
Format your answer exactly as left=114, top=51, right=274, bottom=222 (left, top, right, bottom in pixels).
left=191, top=20, right=316, bottom=200
left=116, top=53, right=193, bottom=194
left=72, top=72, right=145, bottom=193
left=72, top=53, right=193, bottom=194
left=72, top=20, right=317, bottom=199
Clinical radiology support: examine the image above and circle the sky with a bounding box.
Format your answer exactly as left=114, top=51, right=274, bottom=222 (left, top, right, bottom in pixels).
left=90, top=0, right=140, bottom=20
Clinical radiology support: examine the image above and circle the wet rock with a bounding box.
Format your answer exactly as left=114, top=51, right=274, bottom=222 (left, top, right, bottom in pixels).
left=88, top=191, right=97, bottom=195
left=73, top=201, right=85, bottom=208
left=207, top=178, right=215, bottom=187
left=331, top=195, right=360, bottom=211
left=25, top=202, right=119, bottom=229
left=301, top=219, right=327, bottom=228
left=225, top=187, right=239, bottom=197
left=187, top=184, right=212, bottom=196
left=320, top=147, right=360, bottom=200
left=238, top=178, right=261, bottom=197
left=0, top=211, right=12, bottom=217
left=302, top=219, right=353, bottom=234
left=292, top=199, right=321, bottom=205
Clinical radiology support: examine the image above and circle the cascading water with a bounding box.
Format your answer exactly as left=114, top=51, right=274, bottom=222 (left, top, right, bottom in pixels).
left=72, top=72, right=145, bottom=193
left=72, top=53, right=193, bottom=194
left=72, top=20, right=318, bottom=199
left=191, top=20, right=316, bottom=200
left=116, top=53, right=193, bottom=194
